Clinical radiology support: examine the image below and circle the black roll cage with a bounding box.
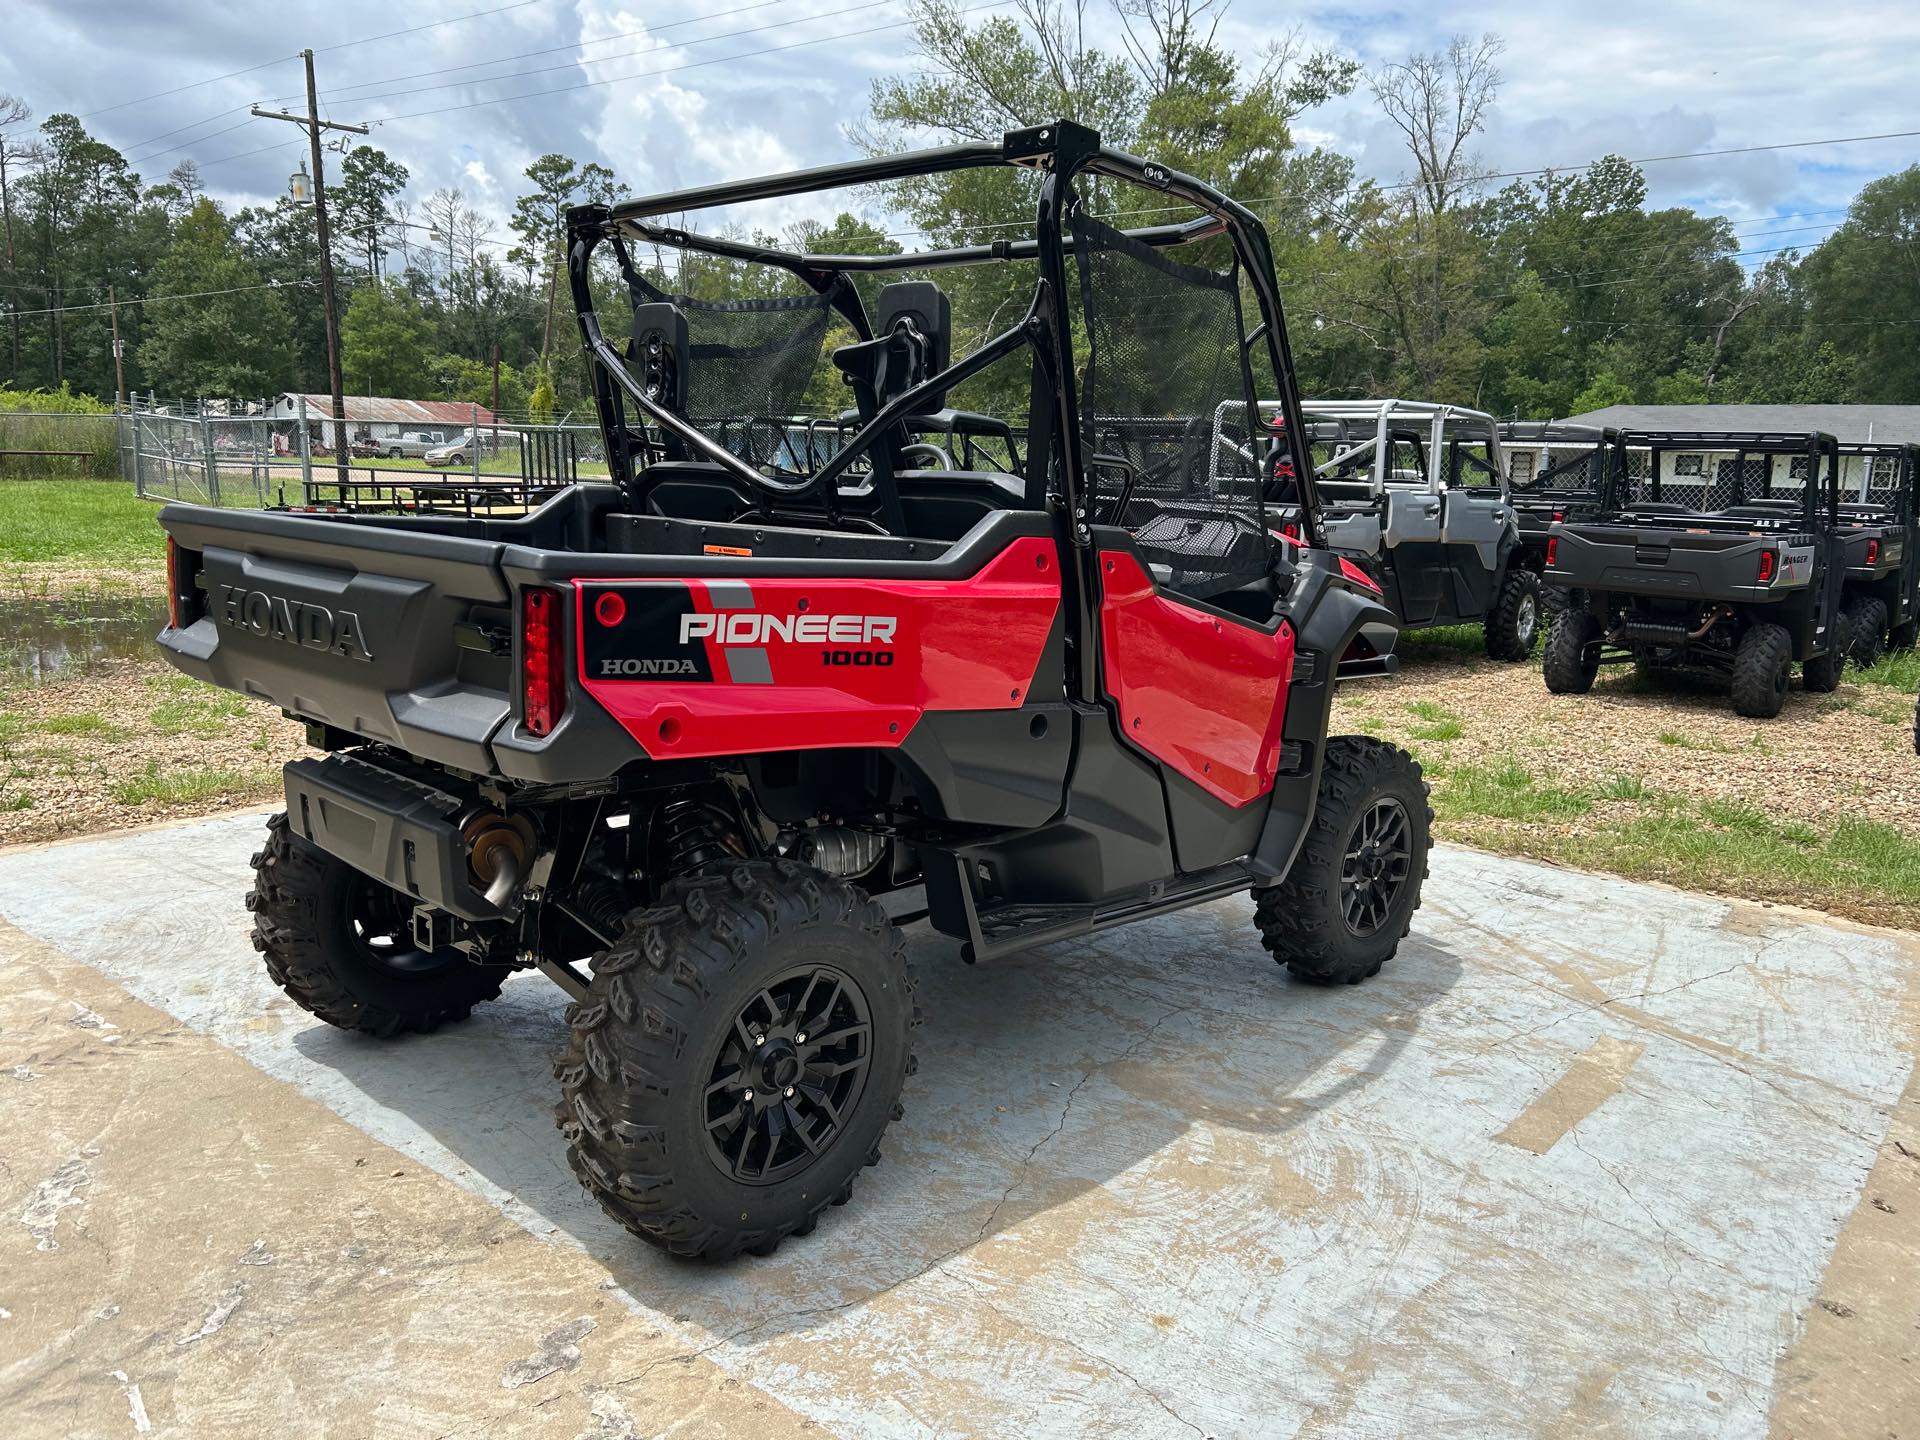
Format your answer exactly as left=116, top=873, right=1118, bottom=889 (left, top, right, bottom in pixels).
left=1603, top=429, right=1843, bottom=532
left=562, top=119, right=1320, bottom=545
left=1834, top=440, right=1920, bottom=521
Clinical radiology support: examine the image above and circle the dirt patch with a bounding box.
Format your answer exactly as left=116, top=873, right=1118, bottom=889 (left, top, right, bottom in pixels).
left=1, top=558, right=165, bottom=600
left=0, top=657, right=300, bottom=847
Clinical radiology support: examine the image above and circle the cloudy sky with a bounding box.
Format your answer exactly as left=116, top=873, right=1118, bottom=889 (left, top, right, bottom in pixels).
left=5, top=0, right=1917, bottom=262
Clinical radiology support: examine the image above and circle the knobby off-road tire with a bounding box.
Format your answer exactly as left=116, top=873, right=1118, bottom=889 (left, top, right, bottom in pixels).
left=554, top=859, right=916, bottom=1261
left=1543, top=611, right=1602, bottom=694
left=1484, top=568, right=1544, bottom=662
left=1255, top=737, right=1432, bottom=986
left=1731, top=622, right=1794, bottom=718
left=1803, top=613, right=1850, bottom=695
left=247, top=812, right=511, bottom=1037
left=1846, top=598, right=1888, bottom=668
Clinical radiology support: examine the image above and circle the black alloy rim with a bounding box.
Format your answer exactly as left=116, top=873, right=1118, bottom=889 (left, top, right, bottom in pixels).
left=1341, top=797, right=1413, bottom=937
left=701, top=964, right=873, bottom=1185
left=344, top=876, right=461, bottom=976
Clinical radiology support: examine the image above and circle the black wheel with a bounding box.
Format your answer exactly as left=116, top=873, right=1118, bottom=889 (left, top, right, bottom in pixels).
left=1732, top=622, right=1793, bottom=717
left=1846, top=598, right=1888, bottom=668
left=1254, top=737, right=1431, bottom=986
left=1543, top=610, right=1601, bottom=694
left=1890, top=618, right=1918, bottom=652
left=1484, top=568, right=1543, bottom=661
left=385, top=448, right=401, bottom=459
left=246, top=812, right=511, bottom=1036
left=1803, top=612, right=1849, bottom=695
left=554, top=859, right=916, bottom=1260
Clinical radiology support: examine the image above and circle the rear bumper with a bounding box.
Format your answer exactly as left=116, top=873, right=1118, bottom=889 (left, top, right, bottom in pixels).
left=282, top=753, right=499, bottom=921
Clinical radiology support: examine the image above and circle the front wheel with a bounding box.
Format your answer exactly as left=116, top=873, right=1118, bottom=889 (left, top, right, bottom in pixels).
left=1803, top=612, right=1850, bottom=695
left=1254, top=737, right=1431, bottom=986
left=246, top=813, right=512, bottom=1036
left=554, top=860, right=916, bottom=1260
left=1846, top=598, right=1888, bottom=668
left=1484, top=568, right=1542, bottom=661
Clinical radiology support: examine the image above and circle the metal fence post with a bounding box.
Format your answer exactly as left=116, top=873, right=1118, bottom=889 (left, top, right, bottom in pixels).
left=471, top=402, right=481, bottom=485
left=201, top=412, right=218, bottom=505
left=297, top=395, right=313, bottom=498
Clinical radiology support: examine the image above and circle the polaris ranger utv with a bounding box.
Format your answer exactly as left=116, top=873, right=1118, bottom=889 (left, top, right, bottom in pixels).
left=1295, top=400, right=1541, bottom=660
left=1498, top=421, right=1624, bottom=618
left=1832, top=441, right=1919, bottom=666
left=154, top=121, right=1428, bottom=1260
left=1542, top=429, right=1851, bottom=718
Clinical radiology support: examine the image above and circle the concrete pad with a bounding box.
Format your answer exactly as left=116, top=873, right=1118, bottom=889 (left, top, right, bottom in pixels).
left=1, top=810, right=1916, bottom=1438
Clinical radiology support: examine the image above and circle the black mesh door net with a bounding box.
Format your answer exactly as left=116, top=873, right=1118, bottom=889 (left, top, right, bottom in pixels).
left=1072, top=213, right=1269, bottom=601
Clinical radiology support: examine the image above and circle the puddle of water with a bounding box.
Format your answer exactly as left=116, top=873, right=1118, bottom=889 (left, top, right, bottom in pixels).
left=4, top=598, right=167, bottom=682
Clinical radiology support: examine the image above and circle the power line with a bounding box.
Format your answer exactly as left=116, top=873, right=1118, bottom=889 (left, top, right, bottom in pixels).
left=4, top=279, right=314, bottom=320
left=277, top=0, right=793, bottom=106
left=311, top=0, right=543, bottom=56
left=367, top=1, right=1013, bottom=124
left=303, top=0, right=893, bottom=115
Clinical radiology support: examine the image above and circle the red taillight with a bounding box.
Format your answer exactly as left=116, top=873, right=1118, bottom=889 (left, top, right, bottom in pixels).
left=521, top=586, right=566, bottom=737
left=1866, top=538, right=1880, bottom=565
left=1756, top=550, right=1777, bottom=584
left=165, top=537, right=183, bottom=630
left=1552, top=510, right=1565, bottom=524
left=1281, top=520, right=1300, bottom=541
left=1545, top=537, right=1559, bottom=567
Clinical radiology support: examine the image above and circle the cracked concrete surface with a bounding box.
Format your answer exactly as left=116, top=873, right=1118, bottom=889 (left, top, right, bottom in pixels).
left=1, top=810, right=1917, bottom=1438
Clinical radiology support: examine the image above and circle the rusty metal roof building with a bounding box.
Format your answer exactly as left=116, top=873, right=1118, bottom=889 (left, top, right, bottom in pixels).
left=268, top=393, right=498, bottom=426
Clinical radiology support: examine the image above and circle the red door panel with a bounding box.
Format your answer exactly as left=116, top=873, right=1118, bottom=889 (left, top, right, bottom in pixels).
left=575, top=536, right=1061, bottom=759
left=1097, top=550, right=1293, bottom=807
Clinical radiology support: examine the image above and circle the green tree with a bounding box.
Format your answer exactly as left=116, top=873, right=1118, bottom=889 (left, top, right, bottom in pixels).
left=340, top=281, right=435, bottom=396
left=135, top=199, right=289, bottom=399
left=336, top=146, right=410, bottom=281
left=1796, top=165, right=1920, bottom=402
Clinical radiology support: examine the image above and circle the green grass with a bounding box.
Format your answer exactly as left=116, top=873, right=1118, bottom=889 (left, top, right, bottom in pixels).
left=1597, top=774, right=1648, bottom=801
left=145, top=674, right=249, bottom=737
left=38, top=711, right=131, bottom=740
left=1854, top=648, right=1920, bottom=692
left=1656, top=729, right=1727, bottom=752
left=108, top=762, right=273, bottom=807
left=2, top=790, right=33, bottom=811
left=1436, top=759, right=1592, bottom=823
left=0, top=479, right=162, bottom=569
left=1405, top=700, right=1466, bottom=742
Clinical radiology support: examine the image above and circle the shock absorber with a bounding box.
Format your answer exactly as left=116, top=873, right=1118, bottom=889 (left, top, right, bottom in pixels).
left=655, top=794, right=745, bottom=877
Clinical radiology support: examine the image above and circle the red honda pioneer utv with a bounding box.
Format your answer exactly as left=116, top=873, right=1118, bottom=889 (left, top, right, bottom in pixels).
left=155, top=121, right=1427, bottom=1260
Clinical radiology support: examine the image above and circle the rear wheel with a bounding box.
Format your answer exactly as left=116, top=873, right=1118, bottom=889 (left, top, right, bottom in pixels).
left=246, top=812, right=511, bottom=1036
left=1254, top=737, right=1431, bottom=986
left=1484, top=569, right=1543, bottom=661
left=385, top=448, right=401, bottom=459
left=1732, top=622, right=1793, bottom=717
left=1846, top=598, right=1888, bottom=668
left=554, top=859, right=915, bottom=1260
left=1890, top=618, right=1918, bottom=652
left=1543, top=611, right=1601, bottom=694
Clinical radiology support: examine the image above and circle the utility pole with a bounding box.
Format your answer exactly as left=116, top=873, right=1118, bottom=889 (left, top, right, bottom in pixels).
left=108, top=284, right=125, bottom=407
left=253, top=52, right=365, bottom=486
left=490, top=341, right=501, bottom=414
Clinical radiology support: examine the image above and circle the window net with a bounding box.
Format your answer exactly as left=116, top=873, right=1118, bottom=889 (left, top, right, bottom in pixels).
left=632, top=278, right=831, bottom=471
left=1072, top=213, right=1267, bottom=601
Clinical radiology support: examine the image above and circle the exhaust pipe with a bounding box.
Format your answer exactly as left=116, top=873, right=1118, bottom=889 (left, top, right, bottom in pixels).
left=463, top=812, right=537, bottom=910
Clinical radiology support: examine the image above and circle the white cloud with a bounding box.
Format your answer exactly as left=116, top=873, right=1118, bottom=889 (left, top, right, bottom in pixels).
left=463, top=160, right=495, bottom=190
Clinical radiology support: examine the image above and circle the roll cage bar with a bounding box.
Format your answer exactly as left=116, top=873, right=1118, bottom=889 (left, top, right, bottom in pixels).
left=1603, top=430, right=1842, bottom=531
left=1498, top=421, right=1626, bottom=495
left=1293, top=400, right=1507, bottom=498
left=1833, top=440, right=1920, bottom=515
left=562, top=119, right=1321, bottom=545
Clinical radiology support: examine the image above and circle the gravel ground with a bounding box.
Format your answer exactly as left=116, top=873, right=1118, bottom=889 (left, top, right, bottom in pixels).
left=1342, top=634, right=1920, bottom=833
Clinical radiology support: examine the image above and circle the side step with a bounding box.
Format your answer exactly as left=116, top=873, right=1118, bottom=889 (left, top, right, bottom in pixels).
left=931, top=858, right=1256, bottom=964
